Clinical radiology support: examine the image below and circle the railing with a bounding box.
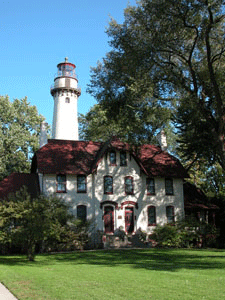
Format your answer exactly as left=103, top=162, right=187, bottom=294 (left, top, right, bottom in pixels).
left=50, top=85, right=81, bottom=95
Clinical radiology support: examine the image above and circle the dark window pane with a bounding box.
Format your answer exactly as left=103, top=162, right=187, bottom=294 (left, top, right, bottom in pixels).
left=57, top=175, right=66, bottom=192
left=125, top=177, right=133, bottom=194
left=77, top=175, right=86, bottom=193
left=120, top=152, right=127, bottom=166
left=77, top=205, right=87, bottom=223
left=165, top=178, right=173, bottom=195
left=148, top=206, right=156, bottom=225
left=109, top=151, right=116, bottom=165
left=146, top=178, right=155, bottom=194
left=104, top=176, right=113, bottom=194
left=166, top=206, right=174, bottom=223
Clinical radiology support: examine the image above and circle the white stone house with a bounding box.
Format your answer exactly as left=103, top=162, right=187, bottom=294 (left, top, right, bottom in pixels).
left=31, top=137, right=188, bottom=235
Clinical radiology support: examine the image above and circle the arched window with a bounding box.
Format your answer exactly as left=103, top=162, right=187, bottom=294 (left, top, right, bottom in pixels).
left=65, top=97, right=70, bottom=103
left=104, top=176, right=113, bottom=194
left=77, top=205, right=87, bottom=223
left=166, top=205, right=175, bottom=223
left=125, top=176, right=134, bottom=195
left=148, top=206, right=156, bottom=226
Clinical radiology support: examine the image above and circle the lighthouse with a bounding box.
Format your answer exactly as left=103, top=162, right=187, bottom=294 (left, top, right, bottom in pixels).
left=51, top=58, right=81, bottom=140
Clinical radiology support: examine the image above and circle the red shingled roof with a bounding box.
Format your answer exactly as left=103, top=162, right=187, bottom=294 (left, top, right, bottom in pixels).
left=33, top=139, right=102, bottom=175
left=32, top=138, right=188, bottom=178
left=184, top=182, right=219, bottom=210
left=0, top=173, right=40, bottom=200
left=139, top=144, right=188, bottom=178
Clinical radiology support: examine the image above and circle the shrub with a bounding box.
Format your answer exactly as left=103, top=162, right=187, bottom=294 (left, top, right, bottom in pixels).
left=0, top=187, right=91, bottom=260
left=152, top=224, right=183, bottom=248
left=151, top=218, right=219, bottom=248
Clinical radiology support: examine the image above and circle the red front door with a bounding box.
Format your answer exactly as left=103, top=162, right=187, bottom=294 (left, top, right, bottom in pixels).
left=125, top=207, right=134, bottom=233
left=104, top=206, right=114, bottom=233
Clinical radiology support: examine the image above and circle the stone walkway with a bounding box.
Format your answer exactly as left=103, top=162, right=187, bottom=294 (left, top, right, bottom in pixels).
left=0, top=283, right=17, bottom=299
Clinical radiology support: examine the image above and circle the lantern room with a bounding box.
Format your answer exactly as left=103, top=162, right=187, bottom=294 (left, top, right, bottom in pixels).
left=56, top=57, right=77, bottom=79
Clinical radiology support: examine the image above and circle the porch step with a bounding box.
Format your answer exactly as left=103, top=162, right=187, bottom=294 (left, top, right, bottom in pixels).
left=103, top=234, right=151, bottom=249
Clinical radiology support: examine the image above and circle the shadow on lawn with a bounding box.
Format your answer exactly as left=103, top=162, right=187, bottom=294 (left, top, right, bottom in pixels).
left=0, top=249, right=225, bottom=272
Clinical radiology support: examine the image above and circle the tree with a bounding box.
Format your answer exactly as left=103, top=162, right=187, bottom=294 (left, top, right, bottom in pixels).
left=0, top=96, right=45, bottom=180
left=87, top=0, right=225, bottom=170
left=79, top=104, right=178, bottom=154
left=79, top=104, right=173, bottom=144
left=0, top=188, right=75, bottom=261
left=79, top=105, right=123, bottom=142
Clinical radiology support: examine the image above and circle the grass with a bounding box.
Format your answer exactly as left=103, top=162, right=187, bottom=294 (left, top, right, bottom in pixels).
left=0, top=248, right=225, bottom=299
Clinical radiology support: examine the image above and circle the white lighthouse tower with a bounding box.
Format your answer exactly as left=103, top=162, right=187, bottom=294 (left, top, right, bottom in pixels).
left=51, top=58, right=81, bottom=140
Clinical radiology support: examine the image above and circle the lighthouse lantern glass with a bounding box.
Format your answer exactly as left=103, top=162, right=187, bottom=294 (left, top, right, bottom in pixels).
left=57, top=64, right=76, bottom=78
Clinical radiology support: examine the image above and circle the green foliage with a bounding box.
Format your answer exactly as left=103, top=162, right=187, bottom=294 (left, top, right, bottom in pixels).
left=79, top=104, right=125, bottom=142
left=65, top=219, right=91, bottom=250
left=0, top=187, right=90, bottom=260
left=151, top=224, right=184, bottom=248
left=0, top=96, right=45, bottom=180
left=151, top=219, right=219, bottom=248
left=79, top=103, right=177, bottom=153
left=87, top=0, right=225, bottom=169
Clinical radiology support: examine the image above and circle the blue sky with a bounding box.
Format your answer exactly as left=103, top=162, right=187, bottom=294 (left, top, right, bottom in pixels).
left=1, top=0, right=136, bottom=126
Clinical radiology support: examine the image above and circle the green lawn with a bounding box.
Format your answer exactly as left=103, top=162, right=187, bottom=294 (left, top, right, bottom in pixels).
left=0, top=249, right=225, bottom=300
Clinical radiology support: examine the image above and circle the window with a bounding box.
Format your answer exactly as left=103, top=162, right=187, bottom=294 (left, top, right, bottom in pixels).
left=109, top=151, right=116, bottom=165
left=148, top=206, right=156, bottom=225
left=65, top=97, right=70, bottom=103
left=125, top=176, right=134, bottom=195
left=166, top=206, right=175, bottom=223
left=104, top=176, right=113, bottom=194
left=56, top=174, right=66, bottom=193
left=77, top=175, right=87, bottom=193
left=165, top=178, right=174, bottom=195
left=120, top=151, right=127, bottom=166
left=146, top=178, right=155, bottom=195
left=77, top=205, right=87, bottom=223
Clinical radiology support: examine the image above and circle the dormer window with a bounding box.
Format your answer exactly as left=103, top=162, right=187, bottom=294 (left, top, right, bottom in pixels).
left=120, top=151, right=127, bottom=166
left=109, top=151, right=116, bottom=166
